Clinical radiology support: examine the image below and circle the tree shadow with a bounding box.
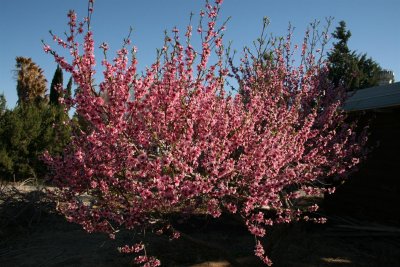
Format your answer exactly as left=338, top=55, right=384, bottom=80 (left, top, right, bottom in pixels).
left=0, top=187, right=399, bottom=267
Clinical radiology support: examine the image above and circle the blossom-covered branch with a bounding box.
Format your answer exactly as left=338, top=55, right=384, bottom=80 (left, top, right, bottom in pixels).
left=43, top=1, right=367, bottom=266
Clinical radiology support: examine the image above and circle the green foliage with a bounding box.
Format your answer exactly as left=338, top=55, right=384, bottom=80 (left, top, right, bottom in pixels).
left=49, top=65, right=63, bottom=105
left=331, top=21, right=351, bottom=54
left=354, top=53, right=382, bottom=89
left=65, top=76, right=73, bottom=100
left=0, top=94, right=6, bottom=115
left=0, top=95, right=13, bottom=175
left=327, top=21, right=382, bottom=90
left=0, top=61, right=72, bottom=181
left=0, top=101, right=71, bottom=181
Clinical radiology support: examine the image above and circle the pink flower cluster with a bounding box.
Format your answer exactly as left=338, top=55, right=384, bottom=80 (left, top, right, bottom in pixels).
left=44, top=1, right=367, bottom=266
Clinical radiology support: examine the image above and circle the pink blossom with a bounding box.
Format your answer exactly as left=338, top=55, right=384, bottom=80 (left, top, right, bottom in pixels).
left=99, top=42, right=109, bottom=51
left=43, top=44, right=51, bottom=53
left=44, top=1, right=367, bottom=266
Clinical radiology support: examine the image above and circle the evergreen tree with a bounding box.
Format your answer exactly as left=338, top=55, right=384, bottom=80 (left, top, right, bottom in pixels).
left=65, top=76, right=73, bottom=99
left=355, top=53, right=381, bottom=89
left=328, top=21, right=382, bottom=90
left=327, top=21, right=356, bottom=89
left=0, top=102, right=71, bottom=181
left=0, top=94, right=6, bottom=115
left=0, top=95, right=13, bottom=177
left=15, top=57, right=47, bottom=104
left=0, top=104, right=44, bottom=179
left=49, top=65, right=63, bottom=105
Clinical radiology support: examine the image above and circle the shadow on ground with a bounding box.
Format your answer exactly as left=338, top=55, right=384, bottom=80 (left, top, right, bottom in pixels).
left=0, top=187, right=399, bottom=267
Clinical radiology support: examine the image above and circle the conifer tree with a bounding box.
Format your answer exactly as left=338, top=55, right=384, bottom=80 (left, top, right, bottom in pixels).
left=65, top=76, right=73, bottom=99
left=327, top=21, right=382, bottom=90
left=0, top=94, right=6, bottom=115
left=49, top=65, right=63, bottom=105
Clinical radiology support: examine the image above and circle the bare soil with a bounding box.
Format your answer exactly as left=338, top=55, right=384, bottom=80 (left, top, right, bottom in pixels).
left=1, top=184, right=399, bottom=267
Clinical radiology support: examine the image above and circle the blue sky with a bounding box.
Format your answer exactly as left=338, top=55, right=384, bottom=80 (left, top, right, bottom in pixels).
left=1, top=0, right=399, bottom=107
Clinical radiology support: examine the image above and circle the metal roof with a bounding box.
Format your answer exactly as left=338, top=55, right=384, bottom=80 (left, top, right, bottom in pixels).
left=343, top=82, right=400, bottom=112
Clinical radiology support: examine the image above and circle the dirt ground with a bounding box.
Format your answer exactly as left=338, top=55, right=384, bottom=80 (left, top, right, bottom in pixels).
left=1, top=185, right=399, bottom=267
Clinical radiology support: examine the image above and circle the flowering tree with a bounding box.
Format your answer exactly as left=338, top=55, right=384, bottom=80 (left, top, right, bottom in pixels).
left=44, top=1, right=366, bottom=266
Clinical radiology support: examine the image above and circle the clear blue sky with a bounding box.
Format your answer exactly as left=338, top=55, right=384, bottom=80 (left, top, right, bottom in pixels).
left=1, top=0, right=399, bottom=107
